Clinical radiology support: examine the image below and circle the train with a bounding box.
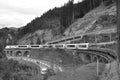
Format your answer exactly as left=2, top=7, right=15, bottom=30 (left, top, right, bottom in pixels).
left=5, top=43, right=89, bottom=50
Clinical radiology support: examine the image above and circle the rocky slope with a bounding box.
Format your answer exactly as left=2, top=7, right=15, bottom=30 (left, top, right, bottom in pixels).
left=64, top=3, right=116, bottom=36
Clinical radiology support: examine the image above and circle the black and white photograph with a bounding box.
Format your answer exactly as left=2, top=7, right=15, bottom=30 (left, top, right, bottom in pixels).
left=0, top=0, right=119, bottom=80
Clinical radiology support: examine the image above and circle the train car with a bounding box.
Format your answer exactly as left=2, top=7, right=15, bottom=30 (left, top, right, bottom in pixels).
left=53, top=44, right=65, bottom=49
left=41, top=44, right=53, bottom=48
left=46, top=35, right=83, bottom=44
left=76, top=43, right=89, bottom=49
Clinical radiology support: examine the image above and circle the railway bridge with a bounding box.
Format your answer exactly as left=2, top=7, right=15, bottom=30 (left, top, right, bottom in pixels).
left=4, top=42, right=117, bottom=74
left=4, top=47, right=116, bottom=63
left=4, top=28, right=117, bottom=73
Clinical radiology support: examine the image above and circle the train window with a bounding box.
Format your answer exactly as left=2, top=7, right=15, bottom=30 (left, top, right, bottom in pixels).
left=74, top=36, right=82, bottom=39
left=59, top=40, right=65, bottom=43
left=66, top=44, right=76, bottom=47
left=65, top=44, right=76, bottom=49
left=52, top=42, right=58, bottom=44
left=42, top=45, right=53, bottom=48
left=18, top=45, right=28, bottom=48
left=77, top=43, right=89, bottom=49
left=30, top=45, right=40, bottom=48
left=66, top=38, right=73, bottom=41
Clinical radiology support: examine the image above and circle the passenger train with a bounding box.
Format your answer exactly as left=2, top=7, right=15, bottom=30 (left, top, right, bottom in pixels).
left=5, top=43, right=89, bottom=50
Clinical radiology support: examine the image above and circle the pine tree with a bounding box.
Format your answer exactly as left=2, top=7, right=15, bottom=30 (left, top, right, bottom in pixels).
left=36, top=38, right=41, bottom=44
left=60, top=0, right=74, bottom=29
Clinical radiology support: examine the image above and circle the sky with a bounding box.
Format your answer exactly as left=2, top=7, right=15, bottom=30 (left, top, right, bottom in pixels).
left=0, top=0, right=82, bottom=28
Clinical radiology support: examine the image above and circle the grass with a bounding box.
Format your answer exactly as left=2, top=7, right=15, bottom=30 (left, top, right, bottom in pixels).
left=48, top=62, right=105, bottom=80
left=30, top=48, right=83, bottom=67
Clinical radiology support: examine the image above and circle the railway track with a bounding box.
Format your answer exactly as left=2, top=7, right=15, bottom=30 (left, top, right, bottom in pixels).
left=4, top=30, right=117, bottom=74
left=46, top=28, right=116, bottom=44
left=75, top=48, right=116, bottom=63
left=4, top=43, right=116, bottom=75
left=5, top=41, right=116, bottom=63
left=5, top=47, right=116, bottom=75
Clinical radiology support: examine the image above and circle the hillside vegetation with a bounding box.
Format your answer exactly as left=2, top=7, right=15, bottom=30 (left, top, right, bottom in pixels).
left=0, top=27, right=17, bottom=49
left=65, top=3, right=116, bottom=36
left=16, top=0, right=116, bottom=45
left=0, top=0, right=116, bottom=46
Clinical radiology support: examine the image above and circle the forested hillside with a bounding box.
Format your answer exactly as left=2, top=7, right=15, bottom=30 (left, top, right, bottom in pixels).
left=17, top=0, right=116, bottom=45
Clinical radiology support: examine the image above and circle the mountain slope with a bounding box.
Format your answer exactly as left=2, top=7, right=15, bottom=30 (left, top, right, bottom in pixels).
left=64, top=3, right=116, bottom=36
left=17, top=1, right=116, bottom=45
left=0, top=0, right=116, bottom=45
left=0, top=27, right=17, bottom=47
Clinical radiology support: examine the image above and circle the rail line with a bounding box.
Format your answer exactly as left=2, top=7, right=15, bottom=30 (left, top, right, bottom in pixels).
left=5, top=47, right=116, bottom=74
left=4, top=41, right=116, bottom=74
left=4, top=29, right=117, bottom=74
left=76, top=48, right=116, bottom=62
left=46, top=28, right=116, bottom=44
left=4, top=41, right=116, bottom=63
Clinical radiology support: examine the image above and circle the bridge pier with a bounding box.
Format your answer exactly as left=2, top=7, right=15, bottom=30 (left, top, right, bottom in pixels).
left=92, top=55, right=98, bottom=62
left=99, top=57, right=104, bottom=63
left=77, top=50, right=112, bottom=64
left=5, top=50, right=31, bottom=58
left=5, top=50, right=14, bottom=57
left=79, top=54, right=91, bottom=63
left=15, top=50, right=23, bottom=57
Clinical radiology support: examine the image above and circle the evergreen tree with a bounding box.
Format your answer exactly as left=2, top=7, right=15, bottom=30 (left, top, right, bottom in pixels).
left=36, top=38, right=41, bottom=44
left=60, top=0, right=74, bottom=29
